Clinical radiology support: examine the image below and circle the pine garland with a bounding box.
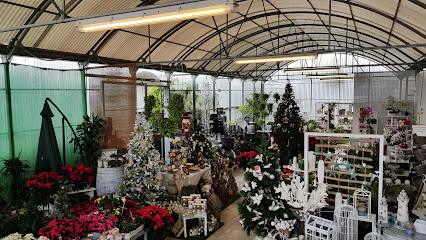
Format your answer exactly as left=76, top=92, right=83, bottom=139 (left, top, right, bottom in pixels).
left=273, top=83, right=304, bottom=166
left=119, top=113, right=167, bottom=206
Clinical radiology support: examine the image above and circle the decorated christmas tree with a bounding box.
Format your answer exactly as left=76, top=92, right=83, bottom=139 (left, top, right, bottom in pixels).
left=273, top=83, right=304, bottom=166
left=238, top=138, right=295, bottom=237
left=120, top=113, right=167, bottom=206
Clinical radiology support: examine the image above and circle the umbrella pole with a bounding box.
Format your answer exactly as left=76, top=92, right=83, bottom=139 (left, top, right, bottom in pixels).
left=62, top=117, right=66, bottom=166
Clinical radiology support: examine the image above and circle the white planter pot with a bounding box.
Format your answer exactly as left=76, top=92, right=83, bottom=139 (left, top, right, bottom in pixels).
left=121, top=225, right=146, bottom=240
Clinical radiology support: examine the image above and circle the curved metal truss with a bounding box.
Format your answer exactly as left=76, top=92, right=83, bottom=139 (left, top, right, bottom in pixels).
left=0, top=0, right=425, bottom=76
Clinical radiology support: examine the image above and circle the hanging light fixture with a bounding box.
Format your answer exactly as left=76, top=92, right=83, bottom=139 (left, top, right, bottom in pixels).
left=306, top=73, right=347, bottom=78
left=320, top=77, right=353, bottom=81
left=284, top=67, right=340, bottom=73
left=235, top=54, right=317, bottom=64
left=76, top=0, right=237, bottom=32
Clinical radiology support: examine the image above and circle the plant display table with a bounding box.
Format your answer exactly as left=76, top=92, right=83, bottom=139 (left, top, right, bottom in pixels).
left=160, top=167, right=211, bottom=189
left=181, top=213, right=208, bottom=238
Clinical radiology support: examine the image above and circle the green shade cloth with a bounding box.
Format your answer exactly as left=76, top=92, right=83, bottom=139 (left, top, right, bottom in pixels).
left=35, top=101, right=62, bottom=173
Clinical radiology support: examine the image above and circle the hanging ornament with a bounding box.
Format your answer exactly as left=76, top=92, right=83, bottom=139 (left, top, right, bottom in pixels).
left=344, top=162, right=352, bottom=170
left=284, top=117, right=289, bottom=123
left=350, top=171, right=358, bottom=180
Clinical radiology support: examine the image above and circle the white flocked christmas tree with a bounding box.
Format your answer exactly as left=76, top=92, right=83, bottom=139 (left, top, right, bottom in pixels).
left=120, top=113, right=167, bottom=206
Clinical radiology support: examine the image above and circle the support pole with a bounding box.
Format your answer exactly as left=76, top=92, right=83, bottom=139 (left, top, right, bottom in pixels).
left=228, top=78, right=232, bottom=121
left=79, top=64, right=87, bottom=115
left=242, top=79, right=245, bottom=105
left=62, top=118, right=66, bottom=166
left=212, top=76, right=216, bottom=111
left=192, top=75, right=197, bottom=125
left=3, top=61, right=15, bottom=158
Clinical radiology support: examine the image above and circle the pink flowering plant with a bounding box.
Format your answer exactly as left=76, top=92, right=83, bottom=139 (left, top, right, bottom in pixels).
left=364, top=107, right=376, bottom=134
left=78, top=212, right=118, bottom=233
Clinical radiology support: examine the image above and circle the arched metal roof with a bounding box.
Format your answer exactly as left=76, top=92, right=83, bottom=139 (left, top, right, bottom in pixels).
left=0, top=0, right=425, bottom=77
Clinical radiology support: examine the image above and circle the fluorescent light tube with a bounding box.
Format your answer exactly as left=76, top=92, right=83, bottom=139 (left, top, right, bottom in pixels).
left=235, top=55, right=317, bottom=64
left=320, top=77, right=353, bottom=81
left=284, top=68, right=340, bottom=73
left=306, top=74, right=347, bottom=78
left=76, top=0, right=237, bottom=32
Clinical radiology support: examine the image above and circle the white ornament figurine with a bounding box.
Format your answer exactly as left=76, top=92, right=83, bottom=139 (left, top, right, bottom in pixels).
left=335, top=192, right=343, bottom=210
left=378, top=195, right=388, bottom=224
left=292, top=156, right=298, bottom=169
left=396, top=189, right=409, bottom=228
left=318, top=160, right=325, bottom=184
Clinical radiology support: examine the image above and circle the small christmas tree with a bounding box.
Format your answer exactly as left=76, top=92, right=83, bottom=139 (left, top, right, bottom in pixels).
left=273, top=83, right=304, bottom=166
left=238, top=137, right=295, bottom=237
left=120, top=113, right=167, bottom=206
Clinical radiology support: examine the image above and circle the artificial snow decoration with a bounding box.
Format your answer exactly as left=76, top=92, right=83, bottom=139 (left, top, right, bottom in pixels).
left=275, top=176, right=328, bottom=217
left=119, top=113, right=166, bottom=205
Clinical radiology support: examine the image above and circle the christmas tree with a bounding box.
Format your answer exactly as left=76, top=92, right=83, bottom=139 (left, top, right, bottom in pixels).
left=238, top=137, right=295, bottom=237
left=120, top=113, right=167, bottom=206
left=273, top=83, right=304, bottom=166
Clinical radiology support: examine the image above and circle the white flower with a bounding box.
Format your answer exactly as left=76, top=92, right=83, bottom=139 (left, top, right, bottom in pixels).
left=251, top=181, right=257, bottom=189
left=241, top=183, right=251, bottom=192
left=251, top=193, right=263, bottom=205
left=246, top=205, right=252, bottom=212
left=269, top=201, right=280, bottom=211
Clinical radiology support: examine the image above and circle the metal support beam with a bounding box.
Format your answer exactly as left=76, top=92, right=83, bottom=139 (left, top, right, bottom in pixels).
left=212, top=76, right=216, bottom=111
left=228, top=78, right=232, bottom=121
left=79, top=64, right=87, bottom=116
left=139, top=43, right=426, bottom=65
left=4, top=63, right=15, bottom=158
left=191, top=74, right=197, bottom=124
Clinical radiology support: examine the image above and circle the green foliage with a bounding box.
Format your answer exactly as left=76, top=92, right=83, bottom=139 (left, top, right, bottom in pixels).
left=71, top=114, right=106, bottom=170
left=0, top=152, right=30, bottom=201
left=144, top=95, right=156, bottom=119
left=333, top=127, right=344, bottom=133
left=273, top=84, right=304, bottom=165
left=246, top=93, right=272, bottom=128
left=273, top=92, right=281, bottom=103
left=167, top=93, right=185, bottom=136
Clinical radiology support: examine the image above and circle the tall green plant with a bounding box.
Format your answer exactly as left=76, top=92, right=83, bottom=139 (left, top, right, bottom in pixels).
left=0, top=152, right=30, bottom=201
left=163, top=93, right=184, bottom=137
left=246, top=93, right=272, bottom=128
left=71, top=115, right=106, bottom=169
left=144, top=95, right=156, bottom=119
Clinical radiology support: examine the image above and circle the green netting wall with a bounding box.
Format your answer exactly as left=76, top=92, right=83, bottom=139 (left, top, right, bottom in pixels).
left=0, top=63, right=85, bottom=176
left=0, top=65, right=11, bottom=161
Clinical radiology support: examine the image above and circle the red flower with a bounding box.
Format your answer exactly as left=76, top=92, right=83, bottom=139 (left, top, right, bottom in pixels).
left=62, top=163, right=95, bottom=190
left=237, top=151, right=260, bottom=165
left=26, top=172, right=64, bottom=190
left=136, top=205, right=174, bottom=231
left=38, top=218, right=87, bottom=240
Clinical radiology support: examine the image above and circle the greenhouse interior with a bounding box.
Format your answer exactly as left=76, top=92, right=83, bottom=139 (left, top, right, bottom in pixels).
left=0, top=0, right=426, bottom=239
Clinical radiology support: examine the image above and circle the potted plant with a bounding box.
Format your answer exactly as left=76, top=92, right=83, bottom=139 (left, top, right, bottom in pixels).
left=166, top=93, right=185, bottom=136
left=71, top=114, right=106, bottom=170
left=135, top=204, right=173, bottom=240
left=144, top=95, right=156, bottom=120
left=0, top=152, right=30, bottom=201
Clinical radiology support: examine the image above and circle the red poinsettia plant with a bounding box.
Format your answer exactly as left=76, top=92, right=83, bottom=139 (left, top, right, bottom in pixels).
left=26, top=172, right=64, bottom=204
left=135, top=204, right=174, bottom=231
left=62, top=163, right=94, bottom=190
left=69, top=201, right=100, bottom=216
left=78, top=212, right=118, bottom=233
left=38, top=218, right=87, bottom=240
left=237, top=151, right=260, bottom=168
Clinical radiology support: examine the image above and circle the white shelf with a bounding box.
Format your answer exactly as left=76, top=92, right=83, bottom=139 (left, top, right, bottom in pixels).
left=387, top=115, right=409, bottom=118
left=388, top=160, right=410, bottom=164
left=336, top=115, right=354, bottom=117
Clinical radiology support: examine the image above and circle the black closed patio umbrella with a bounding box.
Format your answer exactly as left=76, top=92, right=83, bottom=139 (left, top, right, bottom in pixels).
left=35, top=101, right=62, bottom=174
